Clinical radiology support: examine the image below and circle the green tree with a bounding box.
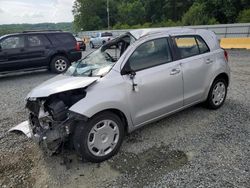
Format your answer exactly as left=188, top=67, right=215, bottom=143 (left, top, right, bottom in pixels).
left=73, top=0, right=107, bottom=31
left=237, top=8, right=250, bottom=22
left=182, top=2, right=218, bottom=25
left=117, top=0, right=146, bottom=26
left=196, top=0, right=245, bottom=23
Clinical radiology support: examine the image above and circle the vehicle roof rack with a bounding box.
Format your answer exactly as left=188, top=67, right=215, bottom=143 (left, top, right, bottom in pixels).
left=22, top=30, right=63, bottom=33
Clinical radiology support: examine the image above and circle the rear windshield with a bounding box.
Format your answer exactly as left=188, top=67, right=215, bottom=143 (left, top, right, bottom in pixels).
left=101, top=32, right=113, bottom=37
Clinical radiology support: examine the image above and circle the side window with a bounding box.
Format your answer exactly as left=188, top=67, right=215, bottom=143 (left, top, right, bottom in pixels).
left=175, top=36, right=199, bottom=58
left=129, top=38, right=172, bottom=71
left=27, top=35, right=49, bottom=47
left=196, top=36, right=210, bottom=54
left=0, top=36, right=25, bottom=49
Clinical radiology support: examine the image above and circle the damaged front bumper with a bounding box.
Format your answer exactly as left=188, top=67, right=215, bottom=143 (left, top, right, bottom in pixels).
left=10, top=115, right=76, bottom=155
left=10, top=97, right=86, bottom=155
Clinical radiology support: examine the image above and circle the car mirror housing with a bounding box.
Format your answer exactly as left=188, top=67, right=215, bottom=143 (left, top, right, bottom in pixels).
left=121, top=62, right=136, bottom=76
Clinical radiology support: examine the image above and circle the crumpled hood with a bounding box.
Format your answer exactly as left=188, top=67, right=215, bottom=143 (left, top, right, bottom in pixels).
left=27, top=74, right=98, bottom=98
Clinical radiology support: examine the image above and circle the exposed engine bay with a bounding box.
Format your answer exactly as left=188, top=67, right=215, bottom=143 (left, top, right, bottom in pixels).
left=26, top=88, right=87, bottom=154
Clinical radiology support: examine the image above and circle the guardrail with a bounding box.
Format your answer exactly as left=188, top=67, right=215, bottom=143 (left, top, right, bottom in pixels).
left=78, top=23, right=250, bottom=39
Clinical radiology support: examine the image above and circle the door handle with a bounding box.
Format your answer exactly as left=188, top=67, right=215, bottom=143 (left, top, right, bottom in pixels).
left=170, top=68, right=181, bottom=75
left=205, top=59, right=213, bottom=64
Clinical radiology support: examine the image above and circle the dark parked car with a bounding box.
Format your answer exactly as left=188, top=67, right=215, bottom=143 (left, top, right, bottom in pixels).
left=0, top=30, right=82, bottom=74
left=75, top=37, right=86, bottom=51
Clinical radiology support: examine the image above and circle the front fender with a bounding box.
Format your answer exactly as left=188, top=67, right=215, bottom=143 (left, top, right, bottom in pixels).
left=69, top=79, right=134, bottom=131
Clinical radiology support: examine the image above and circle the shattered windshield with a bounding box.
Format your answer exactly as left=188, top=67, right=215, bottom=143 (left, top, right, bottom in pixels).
left=65, top=33, right=135, bottom=77
left=65, top=49, right=116, bottom=77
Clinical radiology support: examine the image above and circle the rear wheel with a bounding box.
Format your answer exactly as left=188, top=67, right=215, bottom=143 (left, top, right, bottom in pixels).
left=206, top=78, right=228, bottom=109
left=73, top=112, right=124, bottom=163
left=50, top=56, right=70, bottom=73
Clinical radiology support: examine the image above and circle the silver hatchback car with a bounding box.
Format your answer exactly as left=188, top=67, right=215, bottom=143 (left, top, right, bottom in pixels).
left=25, top=28, right=230, bottom=162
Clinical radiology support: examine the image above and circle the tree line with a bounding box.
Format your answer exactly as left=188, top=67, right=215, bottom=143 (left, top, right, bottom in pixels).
left=73, top=0, right=250, bottom=31
left=0, top=23, right=73, bottom=36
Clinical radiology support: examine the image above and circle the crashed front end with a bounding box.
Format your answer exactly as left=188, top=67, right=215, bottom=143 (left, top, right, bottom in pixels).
left=26, top=89, right=87, bottom=154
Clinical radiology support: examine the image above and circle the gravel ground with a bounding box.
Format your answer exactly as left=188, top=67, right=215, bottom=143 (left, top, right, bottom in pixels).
left=0, top=50, right=249, bottom=188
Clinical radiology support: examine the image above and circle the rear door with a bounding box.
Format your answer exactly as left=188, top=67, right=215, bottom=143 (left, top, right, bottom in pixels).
left=25, top=34, right=51, bottom=68
left=173, top=35, right=212, bottom=105
left=0, top=35, right=28, bottom=72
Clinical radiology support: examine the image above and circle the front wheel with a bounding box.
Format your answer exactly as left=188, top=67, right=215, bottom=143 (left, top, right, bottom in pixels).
left=73, top=112, right=124, bottom=163
left=206, top=78, right=228, bottom=109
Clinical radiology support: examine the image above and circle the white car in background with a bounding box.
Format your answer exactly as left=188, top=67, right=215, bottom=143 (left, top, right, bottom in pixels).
left=89, top=32, right=113, bottom=48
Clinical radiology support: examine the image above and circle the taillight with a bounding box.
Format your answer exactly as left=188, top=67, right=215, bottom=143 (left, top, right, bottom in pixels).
left=75, top=42, right=80, bottom=51
left=224, top=50, right=228, bottom=62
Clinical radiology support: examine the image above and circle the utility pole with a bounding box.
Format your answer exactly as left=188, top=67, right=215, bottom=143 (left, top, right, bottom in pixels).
left=107, top=0, right=110, bottom=30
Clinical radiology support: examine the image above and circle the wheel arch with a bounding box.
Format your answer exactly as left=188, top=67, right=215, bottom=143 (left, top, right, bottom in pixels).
left=90, top=108, right=129, bottom=134
left=213, top=72, right=229, bottom=87
left=49, top=52, right=69, bottom=65
left=204, top=72, right=230, bottom=100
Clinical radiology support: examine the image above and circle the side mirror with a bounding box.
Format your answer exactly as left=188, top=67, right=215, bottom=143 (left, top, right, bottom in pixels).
left=0, top=45, right=2, bottom=52
left=121, top=62, right=136, bottom=76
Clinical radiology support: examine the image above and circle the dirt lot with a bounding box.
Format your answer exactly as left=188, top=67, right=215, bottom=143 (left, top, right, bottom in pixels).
left=0, top=50, right=250, bottom=188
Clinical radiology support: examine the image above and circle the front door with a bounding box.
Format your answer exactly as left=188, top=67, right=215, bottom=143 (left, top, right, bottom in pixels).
left=0, top=35, right=29, bottom=72
left=122, top=37, right=183, bottom=126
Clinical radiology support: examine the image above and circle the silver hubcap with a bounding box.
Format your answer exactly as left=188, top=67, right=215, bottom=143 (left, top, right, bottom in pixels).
left=55, top=59, right=67, bottom=71
left=212, top=82, right=226, bottom=106
left=87, top=120, right=120, bottom=157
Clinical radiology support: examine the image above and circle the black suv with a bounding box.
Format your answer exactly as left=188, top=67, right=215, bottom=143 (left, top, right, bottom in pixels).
left=0, top=30, right=82, bottom=74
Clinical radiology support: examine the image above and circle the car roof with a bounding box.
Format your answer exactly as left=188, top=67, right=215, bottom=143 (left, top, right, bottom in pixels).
left=0, top=31, right=71, bottom=38
left=129, top=27, right=220, bottom=51
left=129, top=28, right=194, bottom=39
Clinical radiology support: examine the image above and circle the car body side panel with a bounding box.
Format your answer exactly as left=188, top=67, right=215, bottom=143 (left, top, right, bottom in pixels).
left=201, top=49, right=230, bottom=101
left=181, top=53, right=214, bottom=105
left=122, top=62, right=183, bottom=126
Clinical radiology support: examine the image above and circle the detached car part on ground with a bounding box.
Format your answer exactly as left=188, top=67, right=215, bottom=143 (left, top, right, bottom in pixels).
left=11, top=28, right=230, bottom=163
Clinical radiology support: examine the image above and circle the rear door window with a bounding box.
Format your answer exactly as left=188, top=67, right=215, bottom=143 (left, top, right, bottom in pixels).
left=196, top=36, right=210, bottom=54
left=27, top=35, right=50, bottom=47
left=174, top=36, right=199, bottom=58
left=129, top=38, right=172, bottom=71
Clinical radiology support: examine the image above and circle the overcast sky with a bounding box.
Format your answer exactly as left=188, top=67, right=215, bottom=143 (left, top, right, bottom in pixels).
left=0, top=0, right=75, bottom=24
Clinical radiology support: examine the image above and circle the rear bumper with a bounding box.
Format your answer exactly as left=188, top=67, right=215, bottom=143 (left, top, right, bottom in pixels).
left=68, top=51, right=82, bottom=62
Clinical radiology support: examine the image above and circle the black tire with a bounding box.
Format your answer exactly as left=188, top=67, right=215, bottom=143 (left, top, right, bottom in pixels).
left=50, top=55, right=70, bottom=73
left=205, top=78, right=228, bottom=109
left=73, top=112, right=124, bottom=163
left=90, top=42, right=94, bottom=49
